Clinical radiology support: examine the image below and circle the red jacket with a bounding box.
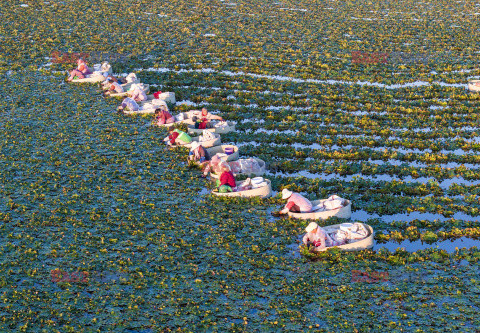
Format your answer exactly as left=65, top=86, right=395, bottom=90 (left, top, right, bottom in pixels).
left=198, top=118, right=208, bottom=129
left=219, top=171, right=236, bottom=188
left=168, top=131, right=179, bottom=145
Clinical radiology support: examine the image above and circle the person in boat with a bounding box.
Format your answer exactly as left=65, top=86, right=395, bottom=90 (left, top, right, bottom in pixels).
left=99, top=61, right=111, bottom=75
left=201, top=154, right=225, bottom=178
left=216, top=164, right=236, bottom=193
left=102, top=75, right=123, bottom=88
left=128, top=84, right=148, bottom=102
left=164, top=128, right=192, bottom=146
left=104, top=78, right=125, bottom=96
left=192, top=116, right=213, bottom=129
left=154, top=107, right=175, bottom=125
left=279, top=189, right=313, bottom=214
left=302, top=222, right=340, bottom=250
left=195, top=108, right=224, bottom=121
left=67, top=58, right=92, bottom=81
left=117, top=97, right=139, bottom=112
left=188, top=142, right=211, bottom=166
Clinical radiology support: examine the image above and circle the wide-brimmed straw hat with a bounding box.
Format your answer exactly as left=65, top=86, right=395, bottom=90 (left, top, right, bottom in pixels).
left=305, top=222, right=318, bottom=233
left=281, top=188, right=293, bottom=200
left=190, top=141, right=200, bottom=151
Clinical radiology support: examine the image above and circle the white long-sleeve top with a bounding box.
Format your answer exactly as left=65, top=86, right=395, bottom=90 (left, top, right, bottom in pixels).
left=302, top=227, right=337, bottom=249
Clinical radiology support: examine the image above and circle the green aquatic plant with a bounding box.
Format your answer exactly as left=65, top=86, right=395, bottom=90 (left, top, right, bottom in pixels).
left=2, top=0, right=480, bottom=331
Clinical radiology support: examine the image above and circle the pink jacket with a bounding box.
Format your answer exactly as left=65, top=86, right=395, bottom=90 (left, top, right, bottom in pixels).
left=77, top=60, right=91, bottom=75
left=285, top=193, right=312, bottom=213
left=110, top=82, right=124, bottom=93
left=302, top=228, right=337, bottom=248
left=131, top=88, right=147, bottom=102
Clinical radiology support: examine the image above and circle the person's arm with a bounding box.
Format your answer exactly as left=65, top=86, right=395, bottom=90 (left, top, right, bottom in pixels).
left=131, top=90, right=139, bottom=101
left=208, top=114, right=224, bottom=121
left=198, top=147, right=206, bottom=162
left=314, top=229, right=326, bottom=248
left=202, top=163, right=211, bottom=177
left=280, top=200, right=295, bottom=214
left=302, top=233, right=310, bottom=245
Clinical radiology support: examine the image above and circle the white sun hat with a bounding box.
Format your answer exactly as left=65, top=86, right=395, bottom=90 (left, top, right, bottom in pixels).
left=305, top=222, right=319, bottom=233
left=281, top=188, right=293, bottom=200
left=190, top=141, right=200, bottom=151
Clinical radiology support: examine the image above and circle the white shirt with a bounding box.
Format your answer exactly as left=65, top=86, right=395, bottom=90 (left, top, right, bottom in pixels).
left=302, top=227, right=336, bottom=248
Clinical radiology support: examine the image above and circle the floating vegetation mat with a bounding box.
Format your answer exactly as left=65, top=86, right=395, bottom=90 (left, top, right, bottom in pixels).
left=2, top=0, right=480, bottom=331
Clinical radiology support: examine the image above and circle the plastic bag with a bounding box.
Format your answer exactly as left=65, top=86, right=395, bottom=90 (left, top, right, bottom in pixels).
left=214, top=121, right=228, bottom=129
left=228, top=160, right=241, bottom=173
left=200, top=130, right=216, bottom=142
left=330, top=230, right=349, bottom=244
left=155, top=92, right=176, bottom=103
left=129, top=83, right=146, bottom=92
left=101, top=62, right=111, bottom=72
left=252, top=177, right=267, bottom=188
left=349, top=223, right=368, bottom=239
left=323, top=195, right=345, bottom=210
left=236, top=158, right=261, bottom=174
left=126, top=73, right=137, bottom=83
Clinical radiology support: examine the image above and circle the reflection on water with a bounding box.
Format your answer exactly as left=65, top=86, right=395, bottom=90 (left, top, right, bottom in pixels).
left=198, top=188, right=210, bottom=196
left=375, top=237, right=480, bottom=253
left=286, top=242, right=302, bottom=258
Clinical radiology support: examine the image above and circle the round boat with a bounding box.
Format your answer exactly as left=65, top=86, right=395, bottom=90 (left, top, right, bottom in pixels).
left=468, top=80, right=480, bottom=92
left=123, top=106, right=157, bottom=115
left=155, top=92, right=176, bottom=104
left=71, top=73, right=106, bottom=83
left=138, top=94, right=155, bottom=106
left=187, top=121, right=236, bottom=135
left=210, top=158, right=265, bottom=180
left=212, top=179, right=272, bottom=198
left=206, top=145, right=239, bottom=162
left=288, top=199, right=352, bottom=220
left=150, top=119, right=196, bottom=127
left=110, top=84, right=150, bottom=98
left=103, top=80, right=140, bottom=91
left=92, top=63, right=113, bottom=75
left=139, top=92, right=176, bottom=106
left=176, top=134, right=221, bottom=149
left=311, top=223, right=374, bottom=252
